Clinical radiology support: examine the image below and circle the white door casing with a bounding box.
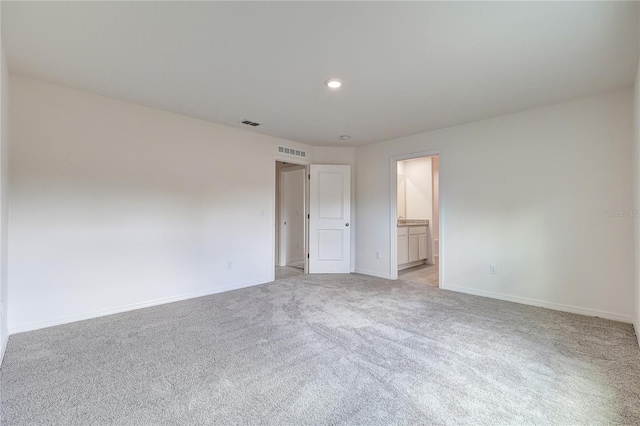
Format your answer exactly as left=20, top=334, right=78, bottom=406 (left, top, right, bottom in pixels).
left=309, top=165, right=351, bottom=273
left=280, top=167, right=305, bottom=266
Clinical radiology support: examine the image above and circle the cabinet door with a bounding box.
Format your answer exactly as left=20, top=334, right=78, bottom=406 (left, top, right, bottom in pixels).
left=398, top=235, right=409, bottom=265
left=418, top=233, right=427, bottom=260
left=408, top=234, right=419, bottom=262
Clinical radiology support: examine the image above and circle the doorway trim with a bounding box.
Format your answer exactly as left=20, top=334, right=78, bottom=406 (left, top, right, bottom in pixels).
left=389, top=150, right=443, bottom=286
left=271, top=155, right=310, bottom=282
left=278, top=164, right=305, bottom=267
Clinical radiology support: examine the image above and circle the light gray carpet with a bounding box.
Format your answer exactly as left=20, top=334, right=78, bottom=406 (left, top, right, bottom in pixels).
left=1, top=274, right=639, bottom=425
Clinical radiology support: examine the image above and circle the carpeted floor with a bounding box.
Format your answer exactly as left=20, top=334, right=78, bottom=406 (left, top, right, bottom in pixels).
left=1, top=273, right=639, bottom=425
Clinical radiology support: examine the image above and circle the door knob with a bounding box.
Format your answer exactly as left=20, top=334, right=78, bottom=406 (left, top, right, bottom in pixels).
left=345, top=223, right=350, bottom=227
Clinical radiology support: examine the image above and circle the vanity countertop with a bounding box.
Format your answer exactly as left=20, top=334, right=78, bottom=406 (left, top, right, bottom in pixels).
left=397, top=219, right=429, bottom=227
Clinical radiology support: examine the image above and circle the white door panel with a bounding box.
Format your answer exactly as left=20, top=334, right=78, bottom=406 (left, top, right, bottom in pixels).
left=318, top=230, right=343, bottom=260
left=318, top=172, right=344, bottom=219
left=309, top=165, right=351, bottom=273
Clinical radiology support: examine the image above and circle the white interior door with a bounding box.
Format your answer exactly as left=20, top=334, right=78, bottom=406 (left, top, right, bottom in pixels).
left=309, top=165, right=351, bottom=273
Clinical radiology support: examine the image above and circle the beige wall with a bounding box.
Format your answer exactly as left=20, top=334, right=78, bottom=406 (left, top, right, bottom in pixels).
left=356, top=89, right=635, bottom=322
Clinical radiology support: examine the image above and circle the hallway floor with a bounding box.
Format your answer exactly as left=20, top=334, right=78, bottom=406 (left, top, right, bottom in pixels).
left=275, top=266, right=304, bottom=280
left=398, top=261, right=439, bottom=287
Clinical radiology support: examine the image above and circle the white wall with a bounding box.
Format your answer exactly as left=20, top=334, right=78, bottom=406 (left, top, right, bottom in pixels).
left=432, top=156, right=440, bottom=254
left=397, top=161, right=406, bottom=219
left=8, top=75, right=321, bottom=333
left=632, top=8, right=640, bottom=346
left=634, top=55, right=640, bottom=342
left=0, top=44, right=10, bottom=362
left=403, top=157, right=433, bottom=220
left=356, top=89, right=635, bottom=322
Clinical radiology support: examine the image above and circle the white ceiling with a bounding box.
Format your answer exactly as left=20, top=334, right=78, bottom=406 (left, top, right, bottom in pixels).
left=2, top=1, right=638, bottom=147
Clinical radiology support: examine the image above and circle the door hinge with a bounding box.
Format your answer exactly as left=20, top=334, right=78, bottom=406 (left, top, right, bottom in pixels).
left=307, top=253, right=309, bottom=259
left=308, top=174, right=310, bottom=180
left=307, top=214, right=310, bottom=219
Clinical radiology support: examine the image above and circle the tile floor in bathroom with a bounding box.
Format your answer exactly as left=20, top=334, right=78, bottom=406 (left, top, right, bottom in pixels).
left=398, top=261, right=439, bottom=287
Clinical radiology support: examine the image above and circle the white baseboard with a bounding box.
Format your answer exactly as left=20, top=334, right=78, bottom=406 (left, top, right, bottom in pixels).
left=398, top=260, right=426, bottom=271
left=353, top=268, right=392, bottom=279
left=635, top=322, right=640, bottom=348
left=9, top=278, right=270, bottom=335
left=443, top=283, right=634, bottom=324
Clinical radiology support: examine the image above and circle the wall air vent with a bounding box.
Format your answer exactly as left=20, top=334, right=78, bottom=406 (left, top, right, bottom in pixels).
left=241, top=120, right=260, bottom=127
left=278, top=146, right=306, bottom=158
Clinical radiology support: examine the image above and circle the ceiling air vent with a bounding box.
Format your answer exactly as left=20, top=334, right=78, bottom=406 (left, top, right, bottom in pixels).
left=241, top=120, right=260, bottom=127
left=278, top=146, right=306, bottom=158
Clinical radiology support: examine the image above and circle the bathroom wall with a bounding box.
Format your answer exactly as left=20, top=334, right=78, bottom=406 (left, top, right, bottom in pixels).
left=398, top=157, right=433, bottom=220
left=404, top=157, right=433, bottom=221
left=397, top=161, right=406, bottom=218
left=402, top=156, right=436, bottom=263
left=432, top=156, right=440, bottom=260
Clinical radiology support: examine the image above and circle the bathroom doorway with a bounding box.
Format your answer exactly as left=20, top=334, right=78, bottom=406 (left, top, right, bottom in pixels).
left=391, top=153, right=440, bottom=287
left=275, top=161, right=306, bottom=280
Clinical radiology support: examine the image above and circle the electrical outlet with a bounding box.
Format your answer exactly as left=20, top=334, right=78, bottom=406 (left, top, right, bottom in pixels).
left=489, top=265, right=497, bottom=275
left=227, top=261, right=233, bottom=270
left=376, top=251, right=381, bottom=259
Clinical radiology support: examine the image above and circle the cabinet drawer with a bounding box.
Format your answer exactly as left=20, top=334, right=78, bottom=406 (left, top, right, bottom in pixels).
left=397, top=227, right=409, bottom=236
left=409, top=226, right=427, bottom=235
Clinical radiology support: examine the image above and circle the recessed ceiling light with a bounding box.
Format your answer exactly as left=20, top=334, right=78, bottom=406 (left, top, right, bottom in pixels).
left=326, top=78, right=343, bottom=89
left=340, top=135, right=351, bottom=140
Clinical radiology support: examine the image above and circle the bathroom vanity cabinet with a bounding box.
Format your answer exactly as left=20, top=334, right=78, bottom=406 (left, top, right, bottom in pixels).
left=397, top=225, right=428, bottom=269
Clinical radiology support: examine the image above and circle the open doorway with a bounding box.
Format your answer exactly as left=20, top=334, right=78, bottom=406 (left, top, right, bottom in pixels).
left=275, top=161, right=306, bottom=280
left=393, top=154, right=440, bottom=287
